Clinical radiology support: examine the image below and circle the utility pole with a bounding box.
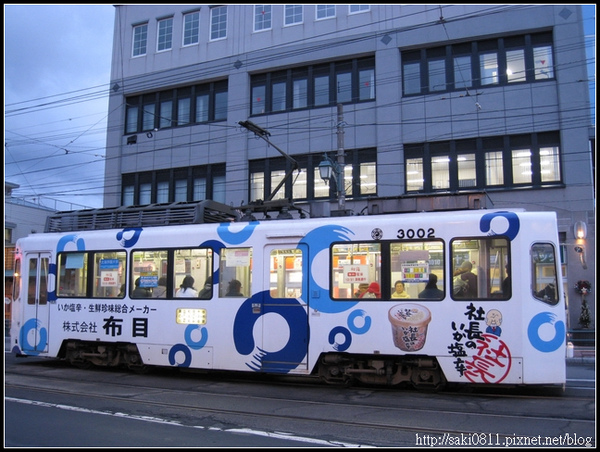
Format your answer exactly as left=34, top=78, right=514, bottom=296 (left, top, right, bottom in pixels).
left=336, top=103, right=346, bottom=212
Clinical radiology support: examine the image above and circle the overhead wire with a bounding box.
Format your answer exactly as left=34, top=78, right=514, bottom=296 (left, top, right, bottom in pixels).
left=5, top=4, right=594, bottom=206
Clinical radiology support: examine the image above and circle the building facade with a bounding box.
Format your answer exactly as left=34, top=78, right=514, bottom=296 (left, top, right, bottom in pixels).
left=4, top=182, right=58, bottom=331
left=103, top=5, right=594, bottom=331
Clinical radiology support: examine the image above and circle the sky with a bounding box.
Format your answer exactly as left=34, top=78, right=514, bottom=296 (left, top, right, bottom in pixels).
left=5, top=4, right=115, bottom=210
left=4, top=4, right=596, bottom=211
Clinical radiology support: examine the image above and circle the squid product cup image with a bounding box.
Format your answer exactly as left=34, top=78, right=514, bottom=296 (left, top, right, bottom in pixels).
left=388, top=303, right=432, bottom=351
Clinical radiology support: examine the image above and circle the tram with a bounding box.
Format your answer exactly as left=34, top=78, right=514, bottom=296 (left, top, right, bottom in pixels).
left=9, top=201, right=566, bottom=389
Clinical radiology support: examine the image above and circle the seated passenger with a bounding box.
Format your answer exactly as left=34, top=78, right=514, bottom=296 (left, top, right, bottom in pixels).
left=153, top=277, right=167, bottom=298
left=360, top=282, right=381, bottom=298
left=418, top=274, right=444, bottom=299
left=198, top=278, right=212, bottom=299
left=132, top=277, right=150, bottom=298
left=176, top=275, right=198, bottom=297
left=225, top=279, right=244, bottom=297
left=391, top=281, right=410, bottom=298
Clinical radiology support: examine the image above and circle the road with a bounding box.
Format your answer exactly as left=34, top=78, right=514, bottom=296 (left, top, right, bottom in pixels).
left=4, top=352, right=595, bottom=448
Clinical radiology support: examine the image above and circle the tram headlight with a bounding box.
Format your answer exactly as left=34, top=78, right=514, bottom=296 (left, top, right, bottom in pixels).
left=176, top=308, right=207, bottom=325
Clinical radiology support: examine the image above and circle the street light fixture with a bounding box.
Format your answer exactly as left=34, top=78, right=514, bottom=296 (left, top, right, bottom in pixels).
left=318, top=156, right=336, bottom=184
left=319, top=154, right=340, bottom=186
left=319, top=154, right=348, bottom=215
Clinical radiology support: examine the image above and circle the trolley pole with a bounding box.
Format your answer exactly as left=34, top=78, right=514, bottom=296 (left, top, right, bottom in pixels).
left=336, top=103, right=346, bottom=212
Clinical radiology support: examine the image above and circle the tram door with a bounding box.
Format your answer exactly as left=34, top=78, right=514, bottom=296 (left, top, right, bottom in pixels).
left=21, top=253, right=50, bottom=353
left=262, top=244, right=309, bottom=371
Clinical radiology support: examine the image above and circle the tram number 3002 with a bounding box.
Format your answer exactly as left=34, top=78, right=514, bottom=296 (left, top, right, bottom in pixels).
left=396, top=228, right=436, bottom=239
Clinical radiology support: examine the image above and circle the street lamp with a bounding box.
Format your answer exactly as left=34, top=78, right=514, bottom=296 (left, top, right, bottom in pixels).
left=319, top=154, right=346, bottom=213
left=318, top=156, right=336, bottom=184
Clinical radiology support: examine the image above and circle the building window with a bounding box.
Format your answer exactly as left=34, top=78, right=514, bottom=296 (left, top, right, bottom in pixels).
left=316, top=5, right=335, bottom=20
left=121, top=165, right=226, bottom=206
left=453, top=54, right=472, bottom=89
left=485, top=151, right=504, bottom=186
left=511, top=149, right=532, bottom=184
left=251, top=82, right=266, bottom=115
left=402, top=51, right=421, bottom=95
left=254, top=5, right=272, bottom=32
left=126, top=100, right=139, bottom=134
left=358, top=64, right=375, bottom=100
left=402, top=32, right=553, bottom=96
left=284, top=5, right=303, bottom=26
left=210, top=6, right=227, bottom=41
left=142, top=94, right=156, bottom=131
left=132, top=23, right=148, bottom=57
left=249, top=149, right=376, bottom=203
left=160, top=91, right=173, bottom=129
left=349, top=5, right=370, bottom=14
left=250, top=57, right=375, bottom=115
left=183, top=11, right=200, bottom=46
left=533, top=44, right=553, bottom=79
left=404, top=132, right=561, bottom=193
left=479, top=52, right=498, bottom=86
left=292, top=70, right=308, bottom=109
left=125, top=80, right=228, bottom=134
left=157, top=17, right=173, bottom=52
left=406, top=157, right=424, bottom=191
left=177, top=87, right=191, bottom=126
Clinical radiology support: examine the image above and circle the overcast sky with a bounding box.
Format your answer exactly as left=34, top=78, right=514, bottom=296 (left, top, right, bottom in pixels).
left=4, top=5, right=596, bottom=211
left=5, top=4, right=115, bottom=209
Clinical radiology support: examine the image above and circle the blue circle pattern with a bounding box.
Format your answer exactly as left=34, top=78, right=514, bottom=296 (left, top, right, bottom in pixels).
left=19, top=318, right=47, bottom=356
left=217, top=221, right=259, bottom=244
left=168, top=343, right=192, bottom=367
left=48, top=234, right=86, bottom=302
left=233, top=291, right=309, bottom=372
left=329, top=326, right=352, bottom=351
left=116, top=228, right=143, bottom=248
left=299, top=225, right=357, bottom=314
left=347, top=309, right=371, bottom=334
left=479, top=211, right=520, bottom=240
left=527, top=312, right=565, bottom=352
left=184, top=325, right=208, bottom=349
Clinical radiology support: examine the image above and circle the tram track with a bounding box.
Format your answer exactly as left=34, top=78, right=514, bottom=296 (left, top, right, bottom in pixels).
left=5, top=361, right=595, bottom=447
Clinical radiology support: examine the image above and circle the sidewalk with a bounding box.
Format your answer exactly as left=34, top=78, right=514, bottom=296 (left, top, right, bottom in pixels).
left=566, top=345, right=595, bottom=365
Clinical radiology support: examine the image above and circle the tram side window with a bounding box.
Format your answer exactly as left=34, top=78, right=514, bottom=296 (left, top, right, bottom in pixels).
left=57, top=252, right=89, bottom=298
left=132, top=249, right=169, bottom=298
left=269, top=248, right=303, bottom=298
left=219, top=247, right=252, bottom=297
left=451, top=237, right=510, bottom=300
left=531, top=242, right=558, bottom=305
left=331, top=242, right=381, bottom=299
left=389, top=239, right=445, bottom=300
left=173, top=248, right=213, bottom=298
left=93, top=251, right=127, bottom=298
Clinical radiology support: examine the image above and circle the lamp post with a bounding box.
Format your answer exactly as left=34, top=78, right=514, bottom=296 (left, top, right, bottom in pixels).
left=318, top=104, right=347, bottom=215
left=319, top=154, right=345, bottom=212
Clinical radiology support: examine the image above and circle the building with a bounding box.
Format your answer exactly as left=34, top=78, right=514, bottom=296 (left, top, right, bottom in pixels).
left=103, top=5, right=594, bottom=332
left=4, top=181, right=58, bottom=330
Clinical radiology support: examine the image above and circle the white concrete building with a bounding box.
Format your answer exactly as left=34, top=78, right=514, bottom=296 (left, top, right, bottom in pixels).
left=103, top=5, right=594, bottom=331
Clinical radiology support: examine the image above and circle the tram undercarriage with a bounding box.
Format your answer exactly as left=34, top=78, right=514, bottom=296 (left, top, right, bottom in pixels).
left=317, top=352, right=446, bottom=389
left=62, top=340, right=148, bottom=373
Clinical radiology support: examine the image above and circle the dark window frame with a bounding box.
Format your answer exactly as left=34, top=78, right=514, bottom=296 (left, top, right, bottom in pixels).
left=404, top=132, right=562, bottom=194
left=402, top=31, right=554, bottom=96
left=249, top=56, right=375, bottom=116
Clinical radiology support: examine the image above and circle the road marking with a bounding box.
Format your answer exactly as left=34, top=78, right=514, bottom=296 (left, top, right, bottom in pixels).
left=6, top=397, right=372, bottom=447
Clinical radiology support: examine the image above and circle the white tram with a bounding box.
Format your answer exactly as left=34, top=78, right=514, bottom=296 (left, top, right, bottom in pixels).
left=9, top=202, right=566, bottom=389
